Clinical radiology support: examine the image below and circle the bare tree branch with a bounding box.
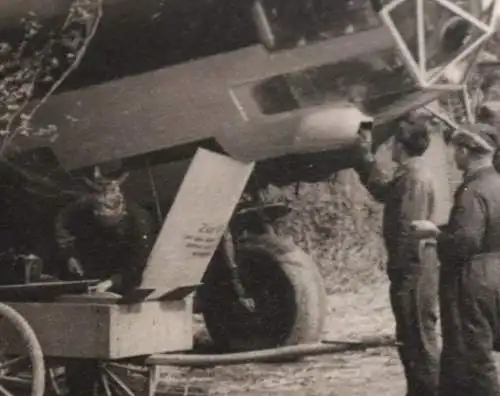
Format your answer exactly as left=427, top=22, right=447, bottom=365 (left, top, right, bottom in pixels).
left=27, top=0, right=103, bottom=122
left=0, top=0, right=103, bottom=157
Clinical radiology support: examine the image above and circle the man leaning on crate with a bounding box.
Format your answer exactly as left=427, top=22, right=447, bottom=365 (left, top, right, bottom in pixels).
left=54, top=166, right=155, bottom=396
left=54, top=166, right=155, bottom=295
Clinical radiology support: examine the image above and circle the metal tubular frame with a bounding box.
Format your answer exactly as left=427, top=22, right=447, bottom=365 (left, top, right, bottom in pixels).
left=377, top=0, right=495, bottom=91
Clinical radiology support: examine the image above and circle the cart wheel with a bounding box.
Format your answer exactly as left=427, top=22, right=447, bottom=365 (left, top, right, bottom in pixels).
left=0, top=303, right=45, bottom=396
left=65, top=360, right=141, bottom=396
left=200, top=233, right=327, bottom=352
left=45, top=367, right=66, bottom=396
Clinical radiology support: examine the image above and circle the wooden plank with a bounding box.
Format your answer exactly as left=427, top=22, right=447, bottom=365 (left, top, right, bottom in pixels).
left=140, top=148, right=254, bottom=299
left=3, top=302, right=109, bottom=359
left=110, top=300, right=192, bottom=359
left=3, top=299, right=193, bottom=359
left=0, top=280, right=99, bottom=301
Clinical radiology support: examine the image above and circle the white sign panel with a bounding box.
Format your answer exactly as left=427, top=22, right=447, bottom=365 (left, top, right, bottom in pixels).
left=140, top=148, right=254, bottom=297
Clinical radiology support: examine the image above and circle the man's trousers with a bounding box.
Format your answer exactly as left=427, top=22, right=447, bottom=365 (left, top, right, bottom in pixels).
left=439, top=252, right=500, bottom=396
left=388, top=246, right=440, bottom=396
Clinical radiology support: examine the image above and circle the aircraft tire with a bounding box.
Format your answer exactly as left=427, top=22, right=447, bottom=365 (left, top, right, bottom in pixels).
left=199, top=233, right=327, bottom=352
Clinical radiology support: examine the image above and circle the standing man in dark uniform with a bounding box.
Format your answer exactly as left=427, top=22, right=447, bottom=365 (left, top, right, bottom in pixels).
left=413, top=123, right=500, bottom=396
left=355, top=115, right=440, bottom=396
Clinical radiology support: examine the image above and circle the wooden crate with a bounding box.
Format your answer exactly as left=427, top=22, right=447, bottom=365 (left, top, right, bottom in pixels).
left=2, top=299, right=193, bottom=359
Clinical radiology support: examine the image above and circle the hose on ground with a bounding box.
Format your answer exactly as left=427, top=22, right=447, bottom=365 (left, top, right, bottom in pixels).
left=144, top=335, right=397, bottom=368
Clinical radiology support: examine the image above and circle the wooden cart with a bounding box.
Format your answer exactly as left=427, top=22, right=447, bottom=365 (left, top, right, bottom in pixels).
left=0, top=280, right=198, bottom=396
left=0, top=282, right=205, bottom=396
left=0, top=280, right=399, bottom=396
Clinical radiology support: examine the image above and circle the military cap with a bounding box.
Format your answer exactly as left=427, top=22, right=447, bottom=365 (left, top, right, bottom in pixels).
left=452, top=123, right=500, bottom=153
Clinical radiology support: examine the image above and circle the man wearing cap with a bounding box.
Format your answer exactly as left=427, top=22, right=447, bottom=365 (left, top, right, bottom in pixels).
left=476, top=105, right=500, bottom=172
left=412, top=123, right=500, bottom=396
left=55, top=167, right=155, bottom=295
left=355, top=114, right=440, bottom=396
left=55, top=167, right=156, bottom=396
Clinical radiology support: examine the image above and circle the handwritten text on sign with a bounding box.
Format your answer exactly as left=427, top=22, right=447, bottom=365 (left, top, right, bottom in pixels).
left=184, top=223, right=226, bottom=258
left=140, top=148, right=254, bottom=292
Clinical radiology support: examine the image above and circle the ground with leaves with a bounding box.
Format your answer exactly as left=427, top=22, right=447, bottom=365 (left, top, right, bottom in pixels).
left=163, top=281, right=500, bottom=396
left=206, top=282, right=399, bottom=396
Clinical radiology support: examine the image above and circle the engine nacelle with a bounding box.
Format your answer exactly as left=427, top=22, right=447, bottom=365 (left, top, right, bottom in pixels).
left=217, top=102, right=373, bottom=162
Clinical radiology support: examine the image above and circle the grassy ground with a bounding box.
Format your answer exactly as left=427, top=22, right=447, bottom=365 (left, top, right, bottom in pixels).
left=209, top=282, right=402, bottom=396
left=181, top=283, right=498, bottom=396
left=157, top=283, right=402, bottom=396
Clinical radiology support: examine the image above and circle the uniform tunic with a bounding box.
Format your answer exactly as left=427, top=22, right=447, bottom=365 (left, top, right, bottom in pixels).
left=356, top=155, right=440, bottom=396
left=437, top=165, right=500, bottom=396
left=55, top=196, right=155, bottom=293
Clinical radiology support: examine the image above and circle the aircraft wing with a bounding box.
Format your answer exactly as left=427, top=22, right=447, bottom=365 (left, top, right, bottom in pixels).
left=20, top=26, right=396, bottom=170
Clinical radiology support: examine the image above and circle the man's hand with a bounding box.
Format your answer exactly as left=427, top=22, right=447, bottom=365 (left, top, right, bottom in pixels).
left=230, top=273, right=256, bottom=313
left=92, top=279, right=114, bottom=293
left=67, top=257, right=84, bottom=278
left=239, top=297, right=256, bottom=313
left=356, top=123, right=375, bottom=161
left=410, top=220, right=441, bottom=239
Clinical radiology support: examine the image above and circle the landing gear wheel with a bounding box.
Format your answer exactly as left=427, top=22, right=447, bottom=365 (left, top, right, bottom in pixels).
left=0, top=303, right=45, bottom=396
left=200, top=233, right=327, bottom=352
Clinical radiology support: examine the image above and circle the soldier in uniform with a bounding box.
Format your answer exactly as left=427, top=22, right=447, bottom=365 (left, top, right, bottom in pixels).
left=54, top=167, right=155, bottom=396
left=55, top=166, right=155, bottom=294
left=355, top=115, right=440, bottom=396
left=412, top=123, right=500, bottom=396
